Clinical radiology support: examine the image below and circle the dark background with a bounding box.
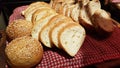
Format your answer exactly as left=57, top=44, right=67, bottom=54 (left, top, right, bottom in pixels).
left=0, top=0, right=50, bottom=25
left=0, top=0, right=120, bottom=26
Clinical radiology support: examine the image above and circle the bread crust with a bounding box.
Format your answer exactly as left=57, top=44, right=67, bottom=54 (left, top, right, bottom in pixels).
left=5, top=36, right=43, bottom=68
left=6, top=19, right=33, bottom=40
left=91, top=9, right=114, bottom=35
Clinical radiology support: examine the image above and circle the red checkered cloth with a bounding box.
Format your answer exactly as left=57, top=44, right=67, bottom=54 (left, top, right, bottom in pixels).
left=8, top=6, right=120, bottom=68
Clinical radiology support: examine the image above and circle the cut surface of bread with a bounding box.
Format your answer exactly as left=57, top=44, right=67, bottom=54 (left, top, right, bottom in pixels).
left=53, top=2, right=63, bottom=13
left=32, top=8, right=55, bottom=24
left=23, top=2, right=50, bottom=22
left=50, top=19, right=74, bottom=48
left=23, top=2, right=50, bottom=15
left=39, top=15, right=67, bottom=48
left=60, top=3, right=68, bottom=15
left=70, top=3, right=80, bottom=23
left=22, top=2, right=47, bottom=15
left=58, top=23, right=86, bottom=56
left=79, top=6, right=93, bottom=29
left=65, top=4, right=75, bottom=17
left=86, top=0, right=101, bottom=17
left=78, top=0, right=90, bottom=6
left=31, top=12, right=58, bottom=40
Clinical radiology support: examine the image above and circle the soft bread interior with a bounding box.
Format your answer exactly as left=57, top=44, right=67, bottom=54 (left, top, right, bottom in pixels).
left=23, top=2, right=50, bottom=22
left=39, top=15, right=67, bottom=48
left=50, top=19, right=73, bottom=48
left=32, top=8, right=53, bottom=24
left=58, top=23, right=85, bottom=56
left=31, top=13, right=58, bottom=40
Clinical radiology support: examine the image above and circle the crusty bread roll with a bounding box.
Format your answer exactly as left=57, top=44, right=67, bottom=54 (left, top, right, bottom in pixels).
left=6, top=19, right=33, bottom=40
left=58, top=23, right=86, bottom=56
left=5, top=36, right=43, bottom=68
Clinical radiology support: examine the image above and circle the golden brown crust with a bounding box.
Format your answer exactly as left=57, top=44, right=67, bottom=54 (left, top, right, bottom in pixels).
left=6, top=19, right=33, bottom=40
left=91, top=10, right=114, bottom=35
left=5, top=36, right=43, bottom=68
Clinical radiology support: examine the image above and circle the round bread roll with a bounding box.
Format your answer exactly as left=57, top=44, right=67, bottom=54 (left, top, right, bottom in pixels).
left=5, top=36, right=43, bottom=68
left=6, top=19, right=33, bottom=40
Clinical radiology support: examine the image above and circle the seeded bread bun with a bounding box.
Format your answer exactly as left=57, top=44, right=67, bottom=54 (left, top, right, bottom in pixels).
left=5, top=36, right=43, bottom=68
left=6, top=19, right=33, bottom=40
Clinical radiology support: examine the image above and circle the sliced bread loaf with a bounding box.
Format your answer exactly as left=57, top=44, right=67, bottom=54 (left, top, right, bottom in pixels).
left=23, top=2, right=50, bottom=22
left=70, top=3, right=80, bottom=23
left=58, top=23, right=86, bottom=56
left=31, top=12, right=58, bottom=40
left=79, top=6, right=93, bottom=29
left=32, top=8, right=55, bottom=24
left=50, top=19, right=74, bottom=48
left=86, top=0, right=101, bottom=17
left=39, top=15, right=67, bottom=48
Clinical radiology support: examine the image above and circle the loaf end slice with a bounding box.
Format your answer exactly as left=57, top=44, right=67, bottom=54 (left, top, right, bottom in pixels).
left=91, top=9, right=114, bottom=36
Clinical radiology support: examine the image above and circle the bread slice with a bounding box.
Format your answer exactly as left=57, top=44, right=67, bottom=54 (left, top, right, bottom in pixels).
left=39, top=15, right=67, bottom=48
left=63, top=0, right=75, bottom=4
left=60, top=3, right=68, bottom=15
left=23, top=2, right=50, bottom=15
left=31, top=12, right=58, bottom=40
left=50, top=0, right=54, bottom=7
left=51, top=0, right=75, bottom=4
left=32, top=8, right=55, bottom=24
left=86, top=0, right=101, bottom=17
left=79, top=6, right=93, bottom=29
left=23, top=2, right=50, bottom=22
left=53, top=2, right=63, bottom=13
left=78, top=0, right=90, bottom=6
left=50, top=19, right=74, bottom=48
left=70, top=3, right=80, bottom=23
left=65, top=4, right=72, bottom=17
left=21, top=2, right=46, bottom=15
left=58, top=23, right=86, bottom=56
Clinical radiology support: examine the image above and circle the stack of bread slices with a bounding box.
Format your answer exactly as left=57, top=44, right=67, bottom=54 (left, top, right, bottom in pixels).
left=50, top=0, right=115, bottom=35
left=22, top=2, right=86, bottom=57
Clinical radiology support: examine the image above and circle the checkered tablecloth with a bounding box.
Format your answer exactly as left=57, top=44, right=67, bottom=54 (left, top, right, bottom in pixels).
left=8, top=6, right=120, bottom=68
